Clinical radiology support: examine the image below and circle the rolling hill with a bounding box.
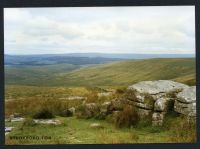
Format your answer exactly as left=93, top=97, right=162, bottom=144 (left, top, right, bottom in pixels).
left=5, top=58, right=195, bottom=87
left=5, top=54, right=123, bottom=66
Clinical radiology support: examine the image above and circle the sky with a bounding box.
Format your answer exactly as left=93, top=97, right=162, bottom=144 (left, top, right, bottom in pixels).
left=4, top=6, right=195, bottom=55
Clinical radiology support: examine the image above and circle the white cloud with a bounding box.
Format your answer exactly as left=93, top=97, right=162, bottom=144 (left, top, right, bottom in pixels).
left=4, top=6, right=195, bottom=54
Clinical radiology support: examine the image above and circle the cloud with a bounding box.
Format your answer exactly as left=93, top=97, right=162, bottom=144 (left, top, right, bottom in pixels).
left=4, top=6, right=195, bottom=54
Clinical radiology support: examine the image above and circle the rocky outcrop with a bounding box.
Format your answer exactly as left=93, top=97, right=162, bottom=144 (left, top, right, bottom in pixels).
left=76, top=103, right=100, bottom=119
left=8, top=113, right=25, bottom=122
left=127, top=80, right=191, bottom=126
left=89, top=123, right=104, bottom=129
left=97, top=102, right=112, bottom=119
left=128, top=80, right=189, bottom=95
left=137, top=108, right=152, bottom=119
left=98, top=92, right=113, bottom=97
left=34, top=119, right=61, bottom=125
left=154, top=98, right=172, bottom=112
left=60, top=107, right=76, bottom=117
left=60, top=96, right=85, bottom=101
left=109, top=98, right=127, bottom=111
left=68, top=107, right=76, bottom=114
left=75, top=80, right=196, bottom=127
left=100, top=102, right=112, bottom=114
left=174, top=86, right=196, bottom=117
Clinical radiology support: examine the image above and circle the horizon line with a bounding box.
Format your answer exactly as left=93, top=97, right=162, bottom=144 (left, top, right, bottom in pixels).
left=4, top=52, right=195, bottom=56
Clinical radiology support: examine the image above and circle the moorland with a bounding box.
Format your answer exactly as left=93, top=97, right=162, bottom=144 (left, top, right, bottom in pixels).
left=5, top=54, right=196, bottom=144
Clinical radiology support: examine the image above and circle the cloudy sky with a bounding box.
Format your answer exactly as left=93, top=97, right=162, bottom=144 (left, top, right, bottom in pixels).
left=4, top=6, right=195, bottom=55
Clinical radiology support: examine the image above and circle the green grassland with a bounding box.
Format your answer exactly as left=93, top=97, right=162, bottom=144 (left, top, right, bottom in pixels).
left=5, top=85, right=117, bottom=117
left=5, top=58, right=196, bottom=86
left=5, top=85, right=196, bottom=144
left=5, top=115, right=195, bottom=144
left=59, top=58, right=196, bottom=86
left=5, top=58, right=196, bottom=144
left=5, top=63, right=81, bottom=86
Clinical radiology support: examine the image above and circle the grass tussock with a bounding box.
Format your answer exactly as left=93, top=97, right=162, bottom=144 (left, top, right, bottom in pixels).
left=76, top=104, right=100, bottom=119
left=5, top=96, right=82, bottom=118
left=32, top=108, right=55, bottom=119
left=114, top=105, right=138, bottom=128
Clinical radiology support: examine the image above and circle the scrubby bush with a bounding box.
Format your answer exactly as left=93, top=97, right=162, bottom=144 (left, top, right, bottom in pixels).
left=41, top=98, right=69, bottom=115
left=32, top=108, right=55, bottom=119
left=114, top=105, right=138, bottom=128
left=5, top=97, right=71, bottom=118
left=59, top=109, right=73, bottom=117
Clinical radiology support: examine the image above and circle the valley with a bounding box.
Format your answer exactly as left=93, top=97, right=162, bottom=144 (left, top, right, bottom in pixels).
left=4, top=54, right=196, bottom=144
left=5, top=55, right=196, bottom=86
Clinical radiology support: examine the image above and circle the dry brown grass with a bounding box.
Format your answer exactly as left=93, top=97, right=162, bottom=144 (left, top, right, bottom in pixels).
left=5, top=97, right=70, bottom=118
left=114, top=105, right=138, bottom=128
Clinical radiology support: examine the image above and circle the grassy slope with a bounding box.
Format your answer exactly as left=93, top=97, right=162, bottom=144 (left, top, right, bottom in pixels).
left=5, top=116, right=177, bottom=144
left=5, top=58, right=196, bottom=86
left=59, top=58, right=195, bottom=86
left=5, top=64, right=81, bottom=86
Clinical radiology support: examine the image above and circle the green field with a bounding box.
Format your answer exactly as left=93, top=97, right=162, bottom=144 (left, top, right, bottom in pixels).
left=5, top=84, right=196, bottom=144
left=5, top=115, right=195, bottom=144
left=5, top=58, right=196, bottom=86
left=5, top=63, right=81, bottom=86
left=5, top=57, right=196, bottom=144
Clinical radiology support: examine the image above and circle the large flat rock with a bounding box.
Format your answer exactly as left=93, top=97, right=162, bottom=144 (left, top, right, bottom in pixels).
left=174, top=100, right=196, bottom=116
left=176, top=86, right=196, bottom=103
left=174, top=86, right=196, bottom=117
left=128, top=80, right=189, bottom=95
left=34, top=119, right=61, bottom=125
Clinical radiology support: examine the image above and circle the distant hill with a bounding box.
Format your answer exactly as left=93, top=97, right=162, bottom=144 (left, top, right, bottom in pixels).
left=5, top=53, right=195, bottom=64
left=58, top=58, right=195, bottom=86
left=5, top=54, right=123, bottom=66
left=5, top=58, right=195, bottom=86
left=56, top=53, right=195, bottom=59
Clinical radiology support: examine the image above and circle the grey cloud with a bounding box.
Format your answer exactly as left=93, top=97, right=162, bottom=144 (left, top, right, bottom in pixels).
left=4, top=6, right=195, bottom=55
